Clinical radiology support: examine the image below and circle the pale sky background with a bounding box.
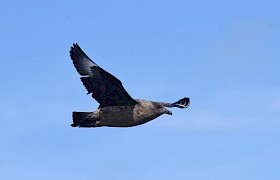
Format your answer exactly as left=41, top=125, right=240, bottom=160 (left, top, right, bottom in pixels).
left=1, top=0, right=280, bottom=179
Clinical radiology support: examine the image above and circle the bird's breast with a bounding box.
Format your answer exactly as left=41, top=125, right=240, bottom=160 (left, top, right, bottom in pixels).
left=98, top=100, right=164, bottom=127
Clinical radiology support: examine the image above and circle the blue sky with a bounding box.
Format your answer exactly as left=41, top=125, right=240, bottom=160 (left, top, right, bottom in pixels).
left=1, top=0, right=280, bottom=179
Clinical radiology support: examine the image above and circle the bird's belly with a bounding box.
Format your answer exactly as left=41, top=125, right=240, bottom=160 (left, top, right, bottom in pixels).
left=98, top=105, right=163, bottom=127
left=98, top=106, right=136, bottom=127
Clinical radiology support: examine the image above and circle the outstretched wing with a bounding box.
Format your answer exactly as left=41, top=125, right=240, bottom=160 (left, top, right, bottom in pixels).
left=70, top=43, right=137, bottom=108
left=171, top=97, right=190, bottom=108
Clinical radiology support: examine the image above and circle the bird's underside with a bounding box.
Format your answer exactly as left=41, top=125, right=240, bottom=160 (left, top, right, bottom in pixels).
left=70, top=43, right=190, bottom=128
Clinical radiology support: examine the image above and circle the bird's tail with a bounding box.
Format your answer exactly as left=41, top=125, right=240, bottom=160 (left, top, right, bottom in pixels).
left=71, top=112, right=96, bottom=127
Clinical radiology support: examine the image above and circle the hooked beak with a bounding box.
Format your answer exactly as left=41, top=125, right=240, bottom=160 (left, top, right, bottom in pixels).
left=164, top=109, right=172, bottom=116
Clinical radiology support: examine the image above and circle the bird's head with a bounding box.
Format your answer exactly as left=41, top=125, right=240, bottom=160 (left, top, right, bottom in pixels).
left=164, top=108, right=172, bottom=116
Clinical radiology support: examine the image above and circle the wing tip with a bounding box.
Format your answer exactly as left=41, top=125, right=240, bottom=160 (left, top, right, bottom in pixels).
left=172, top=97, right=190, bottom=108
left=73, top=42, right=79, bottom=48
left=70, top=43, right=80, bottom=53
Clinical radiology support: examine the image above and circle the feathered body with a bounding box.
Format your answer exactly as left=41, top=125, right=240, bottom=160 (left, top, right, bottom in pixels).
left=73, top=99, right=168, bottom=127
left=70, top=43, right=190, bottom=128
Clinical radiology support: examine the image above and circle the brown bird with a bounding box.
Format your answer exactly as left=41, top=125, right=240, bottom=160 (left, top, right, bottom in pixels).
left=70, top=43, right=190, bottom=127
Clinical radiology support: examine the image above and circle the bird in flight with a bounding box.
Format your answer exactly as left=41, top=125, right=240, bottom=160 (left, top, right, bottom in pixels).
left=70, top=43, right=190, bottom=128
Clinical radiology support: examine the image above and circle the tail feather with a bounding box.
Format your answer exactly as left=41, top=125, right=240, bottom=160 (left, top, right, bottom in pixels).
left=171, top=97, right=190, bottom=108
left=71, top=112, right=96, bottom=127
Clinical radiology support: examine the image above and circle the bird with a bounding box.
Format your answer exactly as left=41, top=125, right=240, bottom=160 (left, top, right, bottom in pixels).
left=70, top=43, right=190, bottom=128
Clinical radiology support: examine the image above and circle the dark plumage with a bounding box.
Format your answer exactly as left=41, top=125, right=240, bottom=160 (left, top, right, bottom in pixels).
left=70, top=43, right=190, bottom=127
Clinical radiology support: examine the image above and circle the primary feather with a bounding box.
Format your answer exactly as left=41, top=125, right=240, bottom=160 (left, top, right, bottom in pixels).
left=70, top=43, right=137, bottom=108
